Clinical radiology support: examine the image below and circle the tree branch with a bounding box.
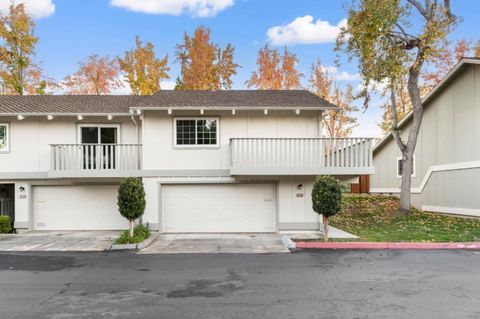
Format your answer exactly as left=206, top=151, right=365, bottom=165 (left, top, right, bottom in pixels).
left=389, top=81, right=407, bottom=153
left=407, top=0, right=429, bottom=19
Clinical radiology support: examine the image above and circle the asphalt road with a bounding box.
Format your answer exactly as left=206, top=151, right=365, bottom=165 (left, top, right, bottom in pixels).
left=1, top=250, right=479, bottom=318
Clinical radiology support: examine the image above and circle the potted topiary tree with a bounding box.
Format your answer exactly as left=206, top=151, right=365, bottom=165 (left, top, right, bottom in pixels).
left=117, top=177, right=146, bottom=237
left=311, top=175, right=342, bottom=241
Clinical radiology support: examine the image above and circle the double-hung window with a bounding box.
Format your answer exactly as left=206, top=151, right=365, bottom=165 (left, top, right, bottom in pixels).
left=175, top=118, right=219, bottom=147
left=0, top=123, right=9, bottom=153
left=396, top=156, right=415, bottom=178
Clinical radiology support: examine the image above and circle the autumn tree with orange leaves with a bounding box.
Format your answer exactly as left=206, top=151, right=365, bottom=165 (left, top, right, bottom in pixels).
left=246, top=44, right=303, bottom=89
left=63, top=54, right=122, bottom=95
left=0, top=3, right=49, bottom=95
left=309, top=59, right=358, bottom=138
left=118, top=36, right=170, bottom=95
left=175, top=26, right=239, bottom=90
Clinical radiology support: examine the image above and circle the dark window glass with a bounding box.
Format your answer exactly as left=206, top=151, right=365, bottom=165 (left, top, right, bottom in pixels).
left=81, top=127, right=99, bottom=144
left=100, top=127, right=117, bottom=144
left=176, top=120, right=196, bottom=145
left=197, top=119, right=217, bottom=145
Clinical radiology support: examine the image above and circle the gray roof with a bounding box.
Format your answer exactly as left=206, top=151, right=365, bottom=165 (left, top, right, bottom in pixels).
left=134, top=90, right=338, bottom=109
left=0, top=90, right=337, bottom=115
left=0, top=95, right=142, bottom=115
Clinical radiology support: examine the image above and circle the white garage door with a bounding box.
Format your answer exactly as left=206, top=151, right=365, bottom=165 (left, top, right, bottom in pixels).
left=162, top=184, right=276, bottom=233
left=34, top=185, right=128, bottom=230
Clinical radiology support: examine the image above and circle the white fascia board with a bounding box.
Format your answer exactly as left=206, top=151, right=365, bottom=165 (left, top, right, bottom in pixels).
left=0, top=113, right=132, bottom=117
left=130, top=106, right=337, bottom=112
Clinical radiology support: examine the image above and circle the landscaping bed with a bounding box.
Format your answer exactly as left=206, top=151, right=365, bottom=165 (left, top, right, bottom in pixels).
left=114, top=224, right=150, bottom=245
left=327, top=194, right=480, bottom=242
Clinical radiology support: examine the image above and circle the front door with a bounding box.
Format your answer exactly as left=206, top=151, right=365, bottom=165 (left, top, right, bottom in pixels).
left=80, top=126, right=118, bottom=169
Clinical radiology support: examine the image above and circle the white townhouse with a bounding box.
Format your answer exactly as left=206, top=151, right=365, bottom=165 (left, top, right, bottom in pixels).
left=0, top=90, right=374, bottom=233
left=371, top=58, right=480, bottom=217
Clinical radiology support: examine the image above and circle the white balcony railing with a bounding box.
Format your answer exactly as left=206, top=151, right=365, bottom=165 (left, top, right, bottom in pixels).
left=50, top=144, right=142, bottom=175
left=229, top=138, right=374, bottom=175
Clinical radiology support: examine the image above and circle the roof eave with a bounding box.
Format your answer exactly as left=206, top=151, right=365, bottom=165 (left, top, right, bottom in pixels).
left=131, top=106, right=337, bottom=111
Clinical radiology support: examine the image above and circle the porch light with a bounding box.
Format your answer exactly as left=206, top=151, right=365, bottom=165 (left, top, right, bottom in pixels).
left=17, top=115, right=24, bottom=120
left=297, top=184, right=303, bottom=191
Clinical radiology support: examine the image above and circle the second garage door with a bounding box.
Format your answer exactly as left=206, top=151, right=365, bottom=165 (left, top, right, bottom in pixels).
left=162, top=184, right=276, bottom=233
left=34, top=185, right=128, bottom=230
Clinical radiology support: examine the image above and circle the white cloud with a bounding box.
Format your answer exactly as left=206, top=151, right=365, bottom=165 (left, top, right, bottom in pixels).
left=110, top=0, right=234, bottom=17
left=0, top=0, right=55, bottom=19
left=321, top=65, right=360, bottom=82
left=160, top=80, right=176, bottom=90
left=267, top=15, right=346, bottom=46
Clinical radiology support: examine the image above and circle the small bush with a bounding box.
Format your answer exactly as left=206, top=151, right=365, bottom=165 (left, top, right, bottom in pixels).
left=115, top=224, right=150, bottom=244
left=312, top=176, right=342, bottom=241
left=0, top=215, right=12, bottom=233
left=117, top=177, right=146, bottom=237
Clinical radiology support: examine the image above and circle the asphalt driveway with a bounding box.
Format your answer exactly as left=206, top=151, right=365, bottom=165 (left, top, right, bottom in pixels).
left=140, top=233, right=289, bottom=254
left=1, top=250, right=480, bottom=318
left=0, top=231, right=119, bottom=251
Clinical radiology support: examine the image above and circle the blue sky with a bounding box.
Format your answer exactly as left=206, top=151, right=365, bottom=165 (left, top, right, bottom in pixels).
left=2, top=0, right=479, bottom=138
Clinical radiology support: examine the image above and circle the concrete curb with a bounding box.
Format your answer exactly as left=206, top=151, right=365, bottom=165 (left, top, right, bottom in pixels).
left=137, top=232, right=160, bottom=250
left=110, top=232, right=160, bottom=251
left=295, top=241, right=480, bottom=250
left=281, top=235, right=296, bottom=250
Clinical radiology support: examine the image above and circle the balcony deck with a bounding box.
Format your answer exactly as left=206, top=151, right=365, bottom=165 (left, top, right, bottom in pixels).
left=229, top=138, right=375, bottom=175
left=49, top=144, right=142, bottom=178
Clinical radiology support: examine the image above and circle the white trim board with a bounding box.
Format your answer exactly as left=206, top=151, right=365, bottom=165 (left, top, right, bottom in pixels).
left=422, top=205, right=480, bottom=218
left=371, top=160, right=480, bottom=194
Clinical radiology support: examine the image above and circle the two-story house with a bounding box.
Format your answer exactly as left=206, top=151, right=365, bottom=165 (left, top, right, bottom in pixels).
left=0, top=90, right=374, bottom=233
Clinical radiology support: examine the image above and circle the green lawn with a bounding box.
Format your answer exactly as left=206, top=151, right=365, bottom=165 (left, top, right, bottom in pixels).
left=329, top=194, right=480, bottom=242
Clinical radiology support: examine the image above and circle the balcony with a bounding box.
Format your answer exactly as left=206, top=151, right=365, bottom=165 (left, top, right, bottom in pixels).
left=229, top=138, right=375, bottom=175
left=49, top=144, right=142, bottom=178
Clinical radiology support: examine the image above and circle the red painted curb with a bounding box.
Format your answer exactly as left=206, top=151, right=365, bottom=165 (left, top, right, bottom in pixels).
left=295, top=241, right=480, bottom=250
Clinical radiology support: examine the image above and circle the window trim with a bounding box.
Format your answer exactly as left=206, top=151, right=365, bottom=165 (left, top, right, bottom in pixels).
left=173, top=117, right=220, bottom=149
left=77, top=124, right=121, bottom=144
left=396, top=155, right=416, bottom=178
left=0, top=123, right=9, bottom=153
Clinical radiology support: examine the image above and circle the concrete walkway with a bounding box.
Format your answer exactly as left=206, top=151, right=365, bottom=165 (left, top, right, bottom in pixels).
left=0, top=231, right=120, bottom=251
left=139, top=234, right=290, bottom=254
left=285, top=224, right=359, bottom=241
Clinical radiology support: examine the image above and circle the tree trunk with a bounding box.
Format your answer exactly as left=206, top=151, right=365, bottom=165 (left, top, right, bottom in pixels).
left=398, top=153, right=413, bottom=215
left=129, top=220, right=134, bottom=237
left=393, top=51, right=425, bottom=215
left=323, top=215, right=329, bottom=242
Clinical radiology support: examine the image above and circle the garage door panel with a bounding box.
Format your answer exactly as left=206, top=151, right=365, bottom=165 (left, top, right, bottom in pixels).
left=163, top=184, right=276, bottom=233
left=34, top=185, right=128, bottom=230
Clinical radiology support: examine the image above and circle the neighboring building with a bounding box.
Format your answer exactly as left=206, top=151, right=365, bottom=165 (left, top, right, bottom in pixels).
left=0, top=90, right=374, bottom=233
left=371, top=58, right=480, bottom=217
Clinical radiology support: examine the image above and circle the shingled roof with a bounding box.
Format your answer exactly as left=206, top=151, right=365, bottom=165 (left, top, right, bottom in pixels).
left=0, top=95, right=142, bottom=115
left=0, top=90, right=337, bottom=115
left=134, top=90, right=337, bottom=109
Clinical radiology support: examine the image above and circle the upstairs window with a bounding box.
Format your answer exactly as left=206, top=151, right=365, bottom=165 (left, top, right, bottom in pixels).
left=175, top=118, right=219, bottom=147
left=397, top=156, right=415, bottom=178
left=0, top=123, right=9, bottom=153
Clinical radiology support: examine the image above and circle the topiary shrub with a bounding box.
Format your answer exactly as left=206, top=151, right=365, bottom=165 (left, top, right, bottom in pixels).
left=312, top=176, right=342, bottom=241
left=117, top=177, right=146, bottom=237
left=0, top=215, right=12, bottom=233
